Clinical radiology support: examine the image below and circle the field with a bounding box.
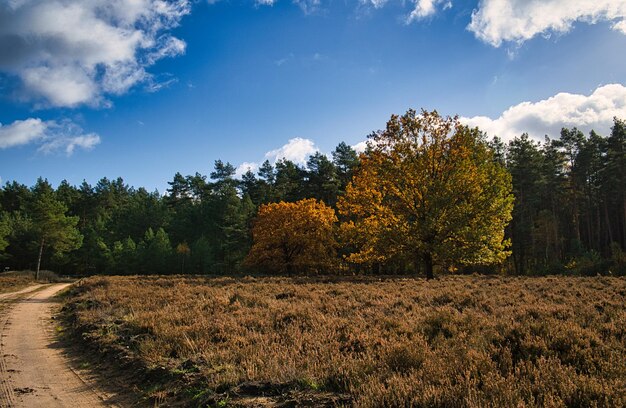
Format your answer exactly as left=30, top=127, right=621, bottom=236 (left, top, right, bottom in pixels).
left=0, top=270, right=65, bottom=294
left=0, top=271, right=36, bottom=294
left=62, top=275, right=626, bottom=407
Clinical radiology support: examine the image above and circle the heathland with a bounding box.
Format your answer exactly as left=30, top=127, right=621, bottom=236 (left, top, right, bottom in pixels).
left=63, top=275, right=626, bottom=407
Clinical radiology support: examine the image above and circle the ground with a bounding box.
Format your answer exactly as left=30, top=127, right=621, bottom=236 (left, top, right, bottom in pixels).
left=0, top=283, right=139, bottom=407
left=60, top=275, right=626, bottom=407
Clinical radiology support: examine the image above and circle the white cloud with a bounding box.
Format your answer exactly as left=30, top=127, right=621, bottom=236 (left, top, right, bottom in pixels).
left=359, top=0, right=389, bottom=9
left=407, top=0, right=452, bottom=23
left=0, top=118, right=100, bottom=155
left=256, top=0, right=276, bottom=5
left=265, top=137, right=319, bottom=165
left=235, top=162, right=260, bottom=178
left=235, top=137, right=320, bottom=179
left=461, top=84, right=626, bottom=142
left=0, top=118, right=47, bottom=148
left=38, top=133, right=101, bottom=156
left=293, top=0, right=322, bottom=15
left=613, top=19, right=626, bottom=34
left=353, top=140, right=369, bottom=154
left=468, top=0, right=626, bottom=47
left=0, top=0, right=191, bottom=108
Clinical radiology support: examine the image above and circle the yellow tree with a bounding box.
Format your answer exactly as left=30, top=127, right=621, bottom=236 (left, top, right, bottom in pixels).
left=338, top=109, right=514, bottom=279
left=245, top=199, right=337, bottom=275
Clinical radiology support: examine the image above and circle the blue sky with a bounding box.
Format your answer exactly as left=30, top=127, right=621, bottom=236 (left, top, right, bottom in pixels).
left=1, top=0, right=626, bottom=192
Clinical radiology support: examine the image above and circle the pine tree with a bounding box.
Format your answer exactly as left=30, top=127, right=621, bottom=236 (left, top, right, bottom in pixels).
left=29, top=179, right=82, bottom=279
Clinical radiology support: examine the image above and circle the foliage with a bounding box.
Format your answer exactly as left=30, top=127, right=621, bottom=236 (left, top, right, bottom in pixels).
left=29, top=179, right=82, bottom=276
left=245, top=199, right=337, bottom=274
left=0, top=212, right=10, bottom=253
left=338, top=110, right=514, bottom=278
left=505, top=118, right=626, bottom=275
left=0, top=112, right=624, bottom=276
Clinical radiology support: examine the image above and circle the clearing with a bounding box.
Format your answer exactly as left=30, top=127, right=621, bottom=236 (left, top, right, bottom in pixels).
left=62, top=275, right=626, bottom=407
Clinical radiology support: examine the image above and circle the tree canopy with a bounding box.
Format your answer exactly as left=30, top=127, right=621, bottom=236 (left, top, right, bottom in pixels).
left=338, top=110, right=514, bottom=278
left=245, top=199, right=337, bottom=275
left=29, top=179, right=83, bottom=278
left=0, top=115, right=624, bottom=277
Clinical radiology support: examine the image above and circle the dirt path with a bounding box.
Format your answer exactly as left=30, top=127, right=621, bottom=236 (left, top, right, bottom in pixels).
left=0, top=284, right=117, bottom=408
left=0, top=284, right=45, bottom=301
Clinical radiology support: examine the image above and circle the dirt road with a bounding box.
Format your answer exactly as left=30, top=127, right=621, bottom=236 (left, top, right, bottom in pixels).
left=0, top=284, right=116, bottom=407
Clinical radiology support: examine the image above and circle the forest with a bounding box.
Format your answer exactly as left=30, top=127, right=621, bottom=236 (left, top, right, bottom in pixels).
left=1, top=110, right=625, bottom=278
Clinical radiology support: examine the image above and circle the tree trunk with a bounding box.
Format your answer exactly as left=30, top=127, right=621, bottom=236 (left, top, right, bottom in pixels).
left=423, top=253, right=434, bottom=280
left=605, top=203, right=615, bottom=245
left=36, top=238, right=45, bottom=281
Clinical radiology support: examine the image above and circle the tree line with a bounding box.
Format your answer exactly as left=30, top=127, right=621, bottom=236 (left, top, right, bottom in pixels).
left=0, top=110, right=624, bottom=277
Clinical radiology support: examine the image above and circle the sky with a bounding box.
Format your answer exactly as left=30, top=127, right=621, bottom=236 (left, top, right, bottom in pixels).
left=1, top=0, right=626, bottom=193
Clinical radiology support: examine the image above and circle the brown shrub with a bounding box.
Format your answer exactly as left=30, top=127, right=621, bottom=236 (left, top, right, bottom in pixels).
left=63, top=275, right=626, bottom=407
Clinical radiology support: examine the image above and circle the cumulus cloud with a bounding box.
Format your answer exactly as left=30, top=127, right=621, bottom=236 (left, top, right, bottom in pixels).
left=353, top=140, right=370, bottom=154
left=235, top=162, right=260, bottom=178
left=265, top=137, right=319, bottom=165
left=468, top=0, right=626, bottom=47
left=0, top=0, right=190, bottom=108
left=0, top=118, right=48, bottom=149
left=461, top=84, right=626, bottom=142
left=407, top=0, right=452, bottom=23
left=0, top=118, right=100, bottom=155
left=234, top=137, right=320, bottom=179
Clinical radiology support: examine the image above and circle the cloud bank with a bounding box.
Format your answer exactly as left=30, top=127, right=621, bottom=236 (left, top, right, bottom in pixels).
left=0, top=0, right=190, bottom=108
left=468, top=0, right=626, bottom=47
left=0, top=118, right=100, bottom=155
left=462, top=84, right=626, bottom=142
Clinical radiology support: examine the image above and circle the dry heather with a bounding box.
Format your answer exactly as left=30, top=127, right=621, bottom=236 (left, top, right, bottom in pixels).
left=0, top=271, right=36, bottom=293
left=63, top=275, right=626, bottom=407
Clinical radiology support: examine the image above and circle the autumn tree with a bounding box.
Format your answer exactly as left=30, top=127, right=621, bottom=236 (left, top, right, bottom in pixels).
left=338, top=109, right=514, bottom=279
left=176, top=241, right=190, bottom=274
left=245, top=199, right=337, bottom=274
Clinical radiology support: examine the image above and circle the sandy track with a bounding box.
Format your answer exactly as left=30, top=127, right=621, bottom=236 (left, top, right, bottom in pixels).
left=0, top=285, right=45, bottom=301
left=0, top=284, right=115, bottom=408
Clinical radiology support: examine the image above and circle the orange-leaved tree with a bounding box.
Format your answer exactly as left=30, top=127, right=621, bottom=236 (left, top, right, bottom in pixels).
left=338, top=109, right=514, bottom=279
left=245, top=198, right=337, bottom=274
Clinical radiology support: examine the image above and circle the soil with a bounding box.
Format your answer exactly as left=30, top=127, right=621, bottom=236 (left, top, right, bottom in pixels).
left=0, top=284, right=122, bottom=407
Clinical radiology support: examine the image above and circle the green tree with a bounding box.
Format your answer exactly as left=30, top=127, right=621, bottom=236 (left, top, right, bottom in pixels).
left=138, top=227, right=173, bottom=274
left=332, top=142, right=360, bottom=192
left=274, top=159, right=305, bottom=202
left=306, top=152, right=340, bottom=206
left=0, top=212, right=10, bottom=253
left=256, top=160, right=276, bottom=203
left=338, top=110, right=514, bottom=279
left=191, top=236, right=213, bottom=274
left=30, top=179, right=82, bottom=279
left=605, top=118, right=626, bottom=250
